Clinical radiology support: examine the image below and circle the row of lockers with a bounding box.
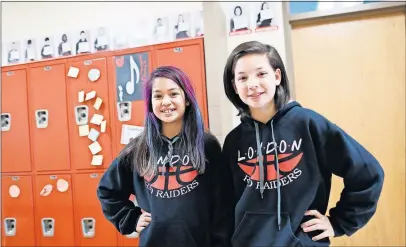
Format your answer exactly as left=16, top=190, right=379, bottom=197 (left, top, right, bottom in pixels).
left=1, top=38, right=208, bottom=174
left=2, top=173, right=140, bottom=246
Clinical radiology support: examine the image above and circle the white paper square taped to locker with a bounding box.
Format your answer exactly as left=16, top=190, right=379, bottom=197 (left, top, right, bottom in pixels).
left=121, top=124, right=144, bottom=145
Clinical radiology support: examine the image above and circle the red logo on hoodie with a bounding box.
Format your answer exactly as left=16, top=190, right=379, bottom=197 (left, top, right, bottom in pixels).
left=145, top=165, right=198, bottom=191
left=238, top=152, right=303, bottom=181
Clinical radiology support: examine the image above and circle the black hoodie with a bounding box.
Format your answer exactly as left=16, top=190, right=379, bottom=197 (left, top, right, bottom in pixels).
left=97, top=132, right=234, bottom=247
left=222, top=101, right=384, bottom=247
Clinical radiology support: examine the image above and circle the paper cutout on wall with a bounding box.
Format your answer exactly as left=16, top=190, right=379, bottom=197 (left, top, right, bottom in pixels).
left=55, top=32, right=75, bottom=57
left=91, top=26, right=111, bottom=53
left=120, top=124, right=144, bottom=145
left=23, top=38, right=37, bottom=62
left=114, top=52, right=149, bottom=102
left=171, top=12, right=192, bottom=40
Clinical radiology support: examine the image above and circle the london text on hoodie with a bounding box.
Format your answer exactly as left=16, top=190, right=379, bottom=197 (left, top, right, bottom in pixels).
left=97, top=132, right=234, bottom=247
left=222, top=101, right=384, bottom=247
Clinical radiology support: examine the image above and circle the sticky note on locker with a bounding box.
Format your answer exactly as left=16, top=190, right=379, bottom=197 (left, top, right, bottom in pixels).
left=90, top=114, right=104, bottom=125
left=85, top=91, right=96, bottom=101
left=88, top=141, right=102, bottom=155
left=93, top=97, right=103, bottom=110
left=79, top=125, right=89, bottom=137
left=91, top=155, right=103, bottom=166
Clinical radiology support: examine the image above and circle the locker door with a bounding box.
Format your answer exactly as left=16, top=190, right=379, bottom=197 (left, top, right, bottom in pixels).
left=66, top=58, right=112, bottom=170
left=155, top=42, right=208, bottom=126
left=34, top=174, right=75, bottom=246
left=1, top=70, right=32, bottom=172
left=73, top=173, right=117, bottom=246
left=110, top=52, right=151, bottom=155
left=28, top=64, right=71, bottom=171
left=1, top=175, right=36, bottom=246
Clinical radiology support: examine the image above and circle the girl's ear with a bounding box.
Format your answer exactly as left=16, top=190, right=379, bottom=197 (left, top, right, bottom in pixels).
left=275, top=68, right=282, bottom=86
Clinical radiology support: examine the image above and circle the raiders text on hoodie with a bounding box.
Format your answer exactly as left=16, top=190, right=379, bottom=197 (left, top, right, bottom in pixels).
left=222, top=101, right=384, bottom=247
left=97, top=132, right=234, bottom=247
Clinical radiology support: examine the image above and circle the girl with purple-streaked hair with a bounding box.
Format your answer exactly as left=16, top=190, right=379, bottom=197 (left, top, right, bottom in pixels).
left=97, top=66, right=234, bottom=247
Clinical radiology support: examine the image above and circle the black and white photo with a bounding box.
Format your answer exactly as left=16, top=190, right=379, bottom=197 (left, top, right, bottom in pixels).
left=56, top=33, right=73, bottom=57
left=228, top=4, right=252, bottom=35
left=153, top=16, right=170, bottom=43
left=23, top=38, right=37, bottom=62
left=173, top=13, right=191, bottom=40
left=38, top=36, right=54, bottom=60
left=6, top=41, right=22, bottom=64
left=75, top=30, right=91, bottom=54
left=92, top=27, right=110, bottom=52
left=254, top=1, right=279, bottom=31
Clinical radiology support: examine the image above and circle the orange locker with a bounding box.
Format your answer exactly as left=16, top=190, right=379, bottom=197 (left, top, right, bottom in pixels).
left=108, top=50, right=152, bottom=155
left=1, top=175, right=36, bottom=246
left=28, top=63, right=71, bottom=172
left=1, top=70, right=32, bottom=173
left=73, top=172, right=117, bottom=246
left=34, top=174, right=75, bottom=246
left=154, top=40, right=208, bottom=127
left=66, top=58, right=112, bottom=170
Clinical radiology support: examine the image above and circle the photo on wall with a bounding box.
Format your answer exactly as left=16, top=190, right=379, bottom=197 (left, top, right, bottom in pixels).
left=74, top=29, right=91, bottom=55
left=55, top=32, right=74, bottom=57
left=37, top=36, right=55, bottom=60
left=91, top=26, right=110, bottom=53
left=114, top=52, right=150, bottom=102
left=23, top=38, right=37, bottom=62
left=171, top=12, right=192, bottom=40
left=192, top=10, right=204, bottom=37
left=152, top=16, right=171, bottom=43
left=254, top=1, right=279, bottom=32
left=4, top=40, right=22, bottom=65
left=228, top=3, right=252, bottom=36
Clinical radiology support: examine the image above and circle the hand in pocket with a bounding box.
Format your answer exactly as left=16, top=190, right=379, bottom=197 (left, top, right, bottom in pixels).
left=301, top=210, right=334, bottom=241
left=136, top=210, right=151, bottom=233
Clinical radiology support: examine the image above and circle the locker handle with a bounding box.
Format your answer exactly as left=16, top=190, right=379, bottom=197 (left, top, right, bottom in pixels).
left=41, top=218, right=55, bottom=237
left=81, top=218, right=96, bottom=238
left=174, top=47, right=183, bottom=52
left=117, top=101, right=132, bottom=122
left=35, top=109, right=49, bottom=129
left=4, top=218, right=16, bottom=236
left=1, top=113, right=11, bottom=131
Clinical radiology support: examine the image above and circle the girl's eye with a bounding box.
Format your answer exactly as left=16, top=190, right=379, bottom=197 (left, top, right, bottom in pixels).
left=171, top=92, right=179, bottom=97
left=237, top=76, right=247, bottom=82
left=153, top=95, right=162, bottom=99
left=258, top=72, right=268, bottom=77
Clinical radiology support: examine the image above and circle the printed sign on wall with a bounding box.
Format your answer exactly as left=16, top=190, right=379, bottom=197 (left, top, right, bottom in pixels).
left=114, top=52, right=150, bottom=102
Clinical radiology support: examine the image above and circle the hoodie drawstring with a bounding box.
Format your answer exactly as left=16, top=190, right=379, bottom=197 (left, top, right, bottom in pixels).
left=161, top=136, right=180, bottom=176
left=254, top=121, right=281, bottom=231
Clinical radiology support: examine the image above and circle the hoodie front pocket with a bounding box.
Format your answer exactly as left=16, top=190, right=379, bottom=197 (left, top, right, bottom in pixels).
left=139, top=221, right=197, bottom=247
left=231, top=212, right=302, bottom=247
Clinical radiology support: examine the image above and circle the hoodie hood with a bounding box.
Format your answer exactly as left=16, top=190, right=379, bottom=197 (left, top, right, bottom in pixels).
left=239, top=101, right=301, bottom=230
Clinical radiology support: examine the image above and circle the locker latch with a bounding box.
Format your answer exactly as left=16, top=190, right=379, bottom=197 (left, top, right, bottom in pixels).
left=41, top=218, right=55, bottom=237
left=81, top=218, right=95, bottom=238
left=35, top=110, right=49, bottom=128
left=1, top=113, right=11, bottom=131
left=117, top=102, right=132, bottom=122
left=4, top=218, right=16, bottom=236
left=74, top=105, right=89, bottom=125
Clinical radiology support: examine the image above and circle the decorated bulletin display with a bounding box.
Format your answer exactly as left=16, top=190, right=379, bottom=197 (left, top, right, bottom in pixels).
left=2, top=10, right=204, bottom=66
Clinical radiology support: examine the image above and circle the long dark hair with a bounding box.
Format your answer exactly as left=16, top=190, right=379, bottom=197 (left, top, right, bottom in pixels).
left=118, top=66, right=206, bottom=177
left=223, top=41, right=291, bottom=116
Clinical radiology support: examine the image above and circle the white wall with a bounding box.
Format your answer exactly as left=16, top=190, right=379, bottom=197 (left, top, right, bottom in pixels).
left=2, top=1, right=203, bottom=42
